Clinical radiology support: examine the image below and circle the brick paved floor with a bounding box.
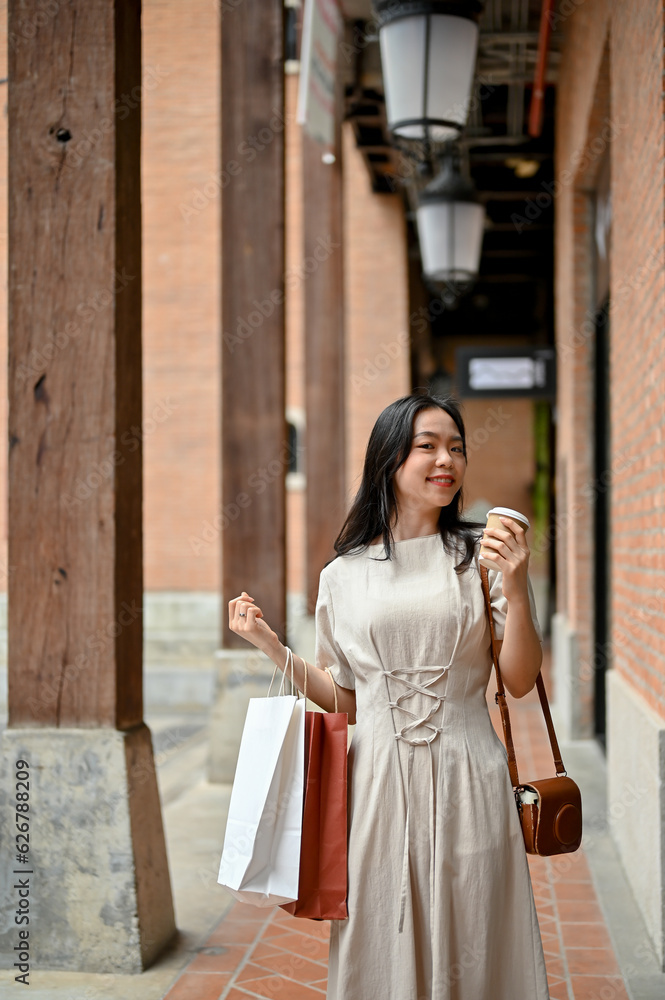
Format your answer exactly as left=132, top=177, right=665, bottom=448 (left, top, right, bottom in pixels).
left=163, top=655, right=629, bottom=1000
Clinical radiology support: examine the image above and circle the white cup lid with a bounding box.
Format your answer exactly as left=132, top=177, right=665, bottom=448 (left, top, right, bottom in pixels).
left=486, top=507, right=530, bottom=528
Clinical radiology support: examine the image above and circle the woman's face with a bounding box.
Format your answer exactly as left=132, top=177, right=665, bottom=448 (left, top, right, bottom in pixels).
left=392, top=407, right=467, bottom=513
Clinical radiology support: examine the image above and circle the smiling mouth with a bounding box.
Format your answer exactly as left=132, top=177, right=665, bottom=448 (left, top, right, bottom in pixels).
left=427, top=476, right=455, bottom=487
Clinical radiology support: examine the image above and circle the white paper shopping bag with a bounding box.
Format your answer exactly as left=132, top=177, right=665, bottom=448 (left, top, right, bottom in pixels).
left=217, top=659, right=306, bottom=907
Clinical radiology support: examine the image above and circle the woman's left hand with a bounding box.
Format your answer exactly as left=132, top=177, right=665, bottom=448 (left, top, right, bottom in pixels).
left=481, top=516, right=530, bottom=603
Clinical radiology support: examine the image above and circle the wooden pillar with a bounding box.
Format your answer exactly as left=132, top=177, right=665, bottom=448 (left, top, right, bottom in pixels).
left=220, top=0, right=286, bottom=645
left=303, top=129, right=345, bottom=613
left=0, top=0, right=175, bottom=971
left=8, top=3, right=144, bottom=730
left=209, top=0, right=286, bottom=780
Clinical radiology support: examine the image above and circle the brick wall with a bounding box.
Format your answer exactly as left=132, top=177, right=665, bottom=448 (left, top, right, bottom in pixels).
left=554, top=0, right=609, bottom=734
left=342, top=123, right=411, bottom=504
left=142, top=0, right=220, bottom=592
left=557, top=0, right=665, bottom=722
left=607, top=0, right=665, bottom=720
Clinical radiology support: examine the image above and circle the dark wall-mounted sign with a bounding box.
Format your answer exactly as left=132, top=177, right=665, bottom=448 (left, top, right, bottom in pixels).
left=455, top=346, right=556, bottom=399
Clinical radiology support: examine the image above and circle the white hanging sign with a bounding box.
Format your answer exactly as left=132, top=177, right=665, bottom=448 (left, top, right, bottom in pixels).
left=297, top=0, right=343, bottom=146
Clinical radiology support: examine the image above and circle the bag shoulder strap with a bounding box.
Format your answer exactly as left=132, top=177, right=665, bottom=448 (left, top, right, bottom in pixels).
left=534, top=673, right=567, bottom=775
left=480, top=565, right=567, bottom=784
left=480, top=565, right=520, bottom=787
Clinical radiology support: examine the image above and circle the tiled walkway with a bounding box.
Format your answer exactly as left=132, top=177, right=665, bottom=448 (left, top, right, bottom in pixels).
left=162, top=656, right=628, bottom=1000
left=513, top=701, right=628, bottom=1000
left=163, top=906, right=329, bottom=1000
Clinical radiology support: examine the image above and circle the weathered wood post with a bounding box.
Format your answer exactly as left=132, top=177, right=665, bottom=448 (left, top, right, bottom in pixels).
left=0, top=0, right=175, bottom=973
left=302, top=128, right=345, bottom=614
left=208, top=0, right=288, bottom=781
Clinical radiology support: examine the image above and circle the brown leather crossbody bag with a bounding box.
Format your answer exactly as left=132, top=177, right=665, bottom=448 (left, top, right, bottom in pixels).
left=481, top=566, right=583, bottom=856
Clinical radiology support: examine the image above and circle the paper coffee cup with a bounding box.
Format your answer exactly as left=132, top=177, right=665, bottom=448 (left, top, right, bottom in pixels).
left=479, top=507, right=530, bottom=570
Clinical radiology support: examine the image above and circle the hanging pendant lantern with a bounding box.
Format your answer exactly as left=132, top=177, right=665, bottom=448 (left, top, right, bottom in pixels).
left=373, top=1, right=482, bottom=153
left=416, top=150, right=485, bottom=289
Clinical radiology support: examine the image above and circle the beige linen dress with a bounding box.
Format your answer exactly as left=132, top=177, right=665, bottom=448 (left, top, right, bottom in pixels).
left=315, top=532, right=549, bottom=1000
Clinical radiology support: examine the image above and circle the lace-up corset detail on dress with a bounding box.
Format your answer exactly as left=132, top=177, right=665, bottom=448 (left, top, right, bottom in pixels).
left=386, top=664, right=449, bottom=746
left=384, top=662, right=455, bottom=934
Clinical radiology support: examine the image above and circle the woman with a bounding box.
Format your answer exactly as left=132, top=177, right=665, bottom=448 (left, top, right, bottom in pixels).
left=229, top=392, right=549, bottom=1000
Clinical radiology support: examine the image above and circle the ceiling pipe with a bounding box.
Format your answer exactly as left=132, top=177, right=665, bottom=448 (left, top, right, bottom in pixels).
left=528, top=0, right=555, bottom=137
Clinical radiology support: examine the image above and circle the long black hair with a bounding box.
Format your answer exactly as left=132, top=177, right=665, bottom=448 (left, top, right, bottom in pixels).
left=333, top=392, right=484, bottom=573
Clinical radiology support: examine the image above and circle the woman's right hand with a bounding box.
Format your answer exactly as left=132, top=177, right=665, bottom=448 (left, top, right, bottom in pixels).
left=228, top=591, right=280, bottom=654
left=229, top=590, right=356, bottom=721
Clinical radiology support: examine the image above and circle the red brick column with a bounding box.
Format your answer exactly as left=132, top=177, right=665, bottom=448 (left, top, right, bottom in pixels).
left=553, top=11, right=611, bottom=738
left=557, top=0, right=665, bottom=969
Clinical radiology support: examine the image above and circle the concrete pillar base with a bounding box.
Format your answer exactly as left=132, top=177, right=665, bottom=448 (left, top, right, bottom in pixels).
left=607, top=669, right=665, bottom=970
left=208, top=647, right=283, bottom=784
left=552, top=611, right=585, bottom=740
left=0, top=725, right=176, bottom=974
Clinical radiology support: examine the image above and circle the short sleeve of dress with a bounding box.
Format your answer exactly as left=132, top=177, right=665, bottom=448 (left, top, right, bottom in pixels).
left=315, top=571, right=356, bottom=690
left=487, top=566, right=543, bottom=642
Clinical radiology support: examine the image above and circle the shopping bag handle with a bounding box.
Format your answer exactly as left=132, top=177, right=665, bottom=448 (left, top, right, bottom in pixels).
left=267, top=646, right=297, bottom=698
left=325, top=667, right=338, bottom=712
left=302, top=656, right=339, bottom=712
left=267, top=646, right=339, bottom=712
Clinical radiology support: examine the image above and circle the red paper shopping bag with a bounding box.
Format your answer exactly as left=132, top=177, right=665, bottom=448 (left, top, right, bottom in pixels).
left=280, top=709, right=348, bottom=919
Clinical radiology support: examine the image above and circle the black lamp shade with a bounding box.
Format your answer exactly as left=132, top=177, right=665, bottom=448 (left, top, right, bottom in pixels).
left=374, top=1, right=482, bottom=145
left=416, top=156, right=485, bottom=285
